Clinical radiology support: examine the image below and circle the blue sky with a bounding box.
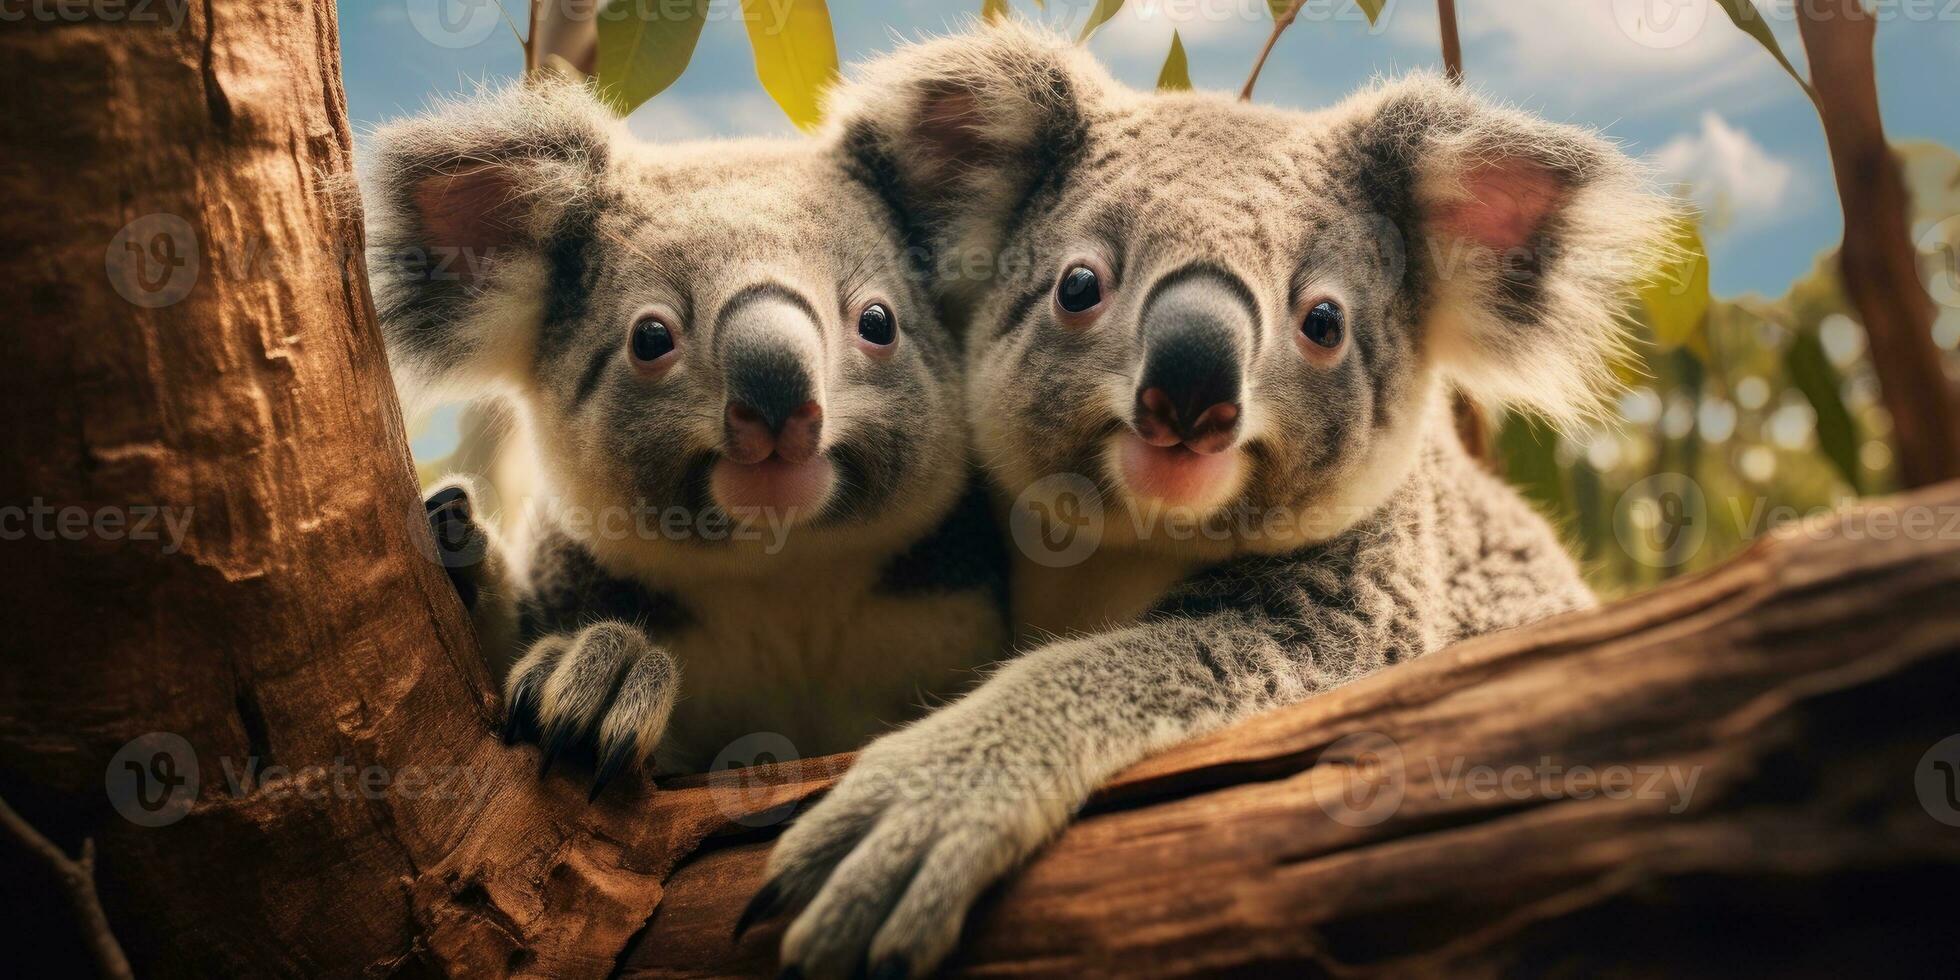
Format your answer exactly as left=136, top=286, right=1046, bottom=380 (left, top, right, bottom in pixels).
left=340, top=0, right=1960, bottom=301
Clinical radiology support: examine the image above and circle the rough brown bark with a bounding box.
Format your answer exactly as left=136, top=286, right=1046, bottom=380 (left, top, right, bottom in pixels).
left=1798, top=0, right=1960, bottom=488
left=625, top=482, right=1960, bottom=977
left=0, top=3, right=685, bottom=976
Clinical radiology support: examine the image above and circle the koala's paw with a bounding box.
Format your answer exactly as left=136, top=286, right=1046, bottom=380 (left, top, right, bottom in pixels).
left=504, top=622, right=679, bottom=801
left=737, top=717, right=1070, bottom=979
left=424, top=478, right=492, bottom=611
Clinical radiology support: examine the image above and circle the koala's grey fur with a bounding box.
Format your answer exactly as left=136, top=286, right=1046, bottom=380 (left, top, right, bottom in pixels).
left=749, top=23, right=1678, bottom=977
left=365, top=81, right=1006, bottom=786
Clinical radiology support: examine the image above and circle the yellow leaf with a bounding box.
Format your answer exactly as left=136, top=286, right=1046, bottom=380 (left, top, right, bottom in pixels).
left=740, top=0, right=839, bottom=132
left=1156, top=30, right=1191, bottom=91
left=1078, top=0, right=1125, bottom=42
left=1641, top=215, right=1712, bottom=351
left=982, top=0, right=1010, bottom=23
left=594, top=0, right=709, bottom=115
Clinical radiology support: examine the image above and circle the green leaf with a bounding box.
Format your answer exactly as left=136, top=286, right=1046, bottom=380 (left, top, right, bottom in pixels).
left=1077, top=0, right=1125, bottom=42
left=1155, top=30, right=1192, bottom=91
left=1640, top=215, right=1712, bottom=351
left=982, top=0, right=1011, bottom=23
left=594, top=0, right=710, bottom=115
left=1712, top=0, right=1816, bottom=101
left=1783, top=328, right=1864, bottom=493
left=741, top=0, right=839, bottom=132
left=1497, top=412, right=1567, bottom=519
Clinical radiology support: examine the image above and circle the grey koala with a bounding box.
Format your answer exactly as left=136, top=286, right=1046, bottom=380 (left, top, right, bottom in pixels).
left=365, top=81, right=1006, bottom=793
left=742, top=24, right=1678, bottom=977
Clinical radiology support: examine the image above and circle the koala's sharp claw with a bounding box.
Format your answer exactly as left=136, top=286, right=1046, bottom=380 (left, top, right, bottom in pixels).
left=504, top=674, right=541, bottom=746
left=538, top=721, right=575, bottom=777
left=867, top=956, right=908, bottom=980
left=734, top=878, right=784, bottom=942
left=589, top=742, right=634, bottom=802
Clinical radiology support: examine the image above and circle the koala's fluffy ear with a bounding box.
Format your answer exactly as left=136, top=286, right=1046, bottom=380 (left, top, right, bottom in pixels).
left=363, top=80, right=617, bottom=405
left=1344, top=75, right=1680, bottom=426
left=826, top=21, right=1111, bottom=298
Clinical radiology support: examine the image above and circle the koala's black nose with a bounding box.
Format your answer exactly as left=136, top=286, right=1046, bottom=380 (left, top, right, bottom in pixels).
left=724, top=344, right=822, bottom=465
left=1135, top=266, right=1251, bottom=455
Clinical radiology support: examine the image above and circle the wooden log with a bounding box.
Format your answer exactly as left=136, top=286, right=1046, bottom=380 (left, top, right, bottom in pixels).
left=624, top=482, right=1960, bottom=977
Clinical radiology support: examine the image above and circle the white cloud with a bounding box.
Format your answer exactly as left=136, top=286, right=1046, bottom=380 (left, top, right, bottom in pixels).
left=1652, top=111, right=1795, bottom=227
left=1384, top=0, right=1789, bottom=112
left=1087, top=0, right=1271, bottom=62
left=625, top=90, right=797, bottom=142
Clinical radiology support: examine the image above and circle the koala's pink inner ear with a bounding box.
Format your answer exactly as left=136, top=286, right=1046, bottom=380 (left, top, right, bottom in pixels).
left=1433, top=157, right=1568, bottom=253
left=410, top=164, right=527, bottom=258
left=911, top=83, right=990, bottom=171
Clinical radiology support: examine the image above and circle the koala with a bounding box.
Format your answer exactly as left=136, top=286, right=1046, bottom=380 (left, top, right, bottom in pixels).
left=364, top=81, right=1006, bottom=793
left=741, top=24, right=1678, bottom=977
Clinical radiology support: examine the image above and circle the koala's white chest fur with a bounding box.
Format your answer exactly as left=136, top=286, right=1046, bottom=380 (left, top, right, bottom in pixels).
left=653, top=568, right=1001, bottom=774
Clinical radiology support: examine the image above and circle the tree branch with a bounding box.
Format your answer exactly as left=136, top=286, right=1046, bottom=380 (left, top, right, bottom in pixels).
left=1241, top=0, right=1306, bottom=101
left=1437, top=0, right=1463, bottom=83
left=0, top=797, right=133, bottom=980
left=624, top=481, right=1960, bottom=976
left=1797, top=0, right=1960, bottom=487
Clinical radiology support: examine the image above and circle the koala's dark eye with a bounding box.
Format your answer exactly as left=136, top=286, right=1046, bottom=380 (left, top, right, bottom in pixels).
left=630, top=316, right=676, bottom=363
left=1056, top=265, right=1102, bottom=314
left=857, top=303, right=896, bottom=346
left=1301, top=300, right=1344, bottom=350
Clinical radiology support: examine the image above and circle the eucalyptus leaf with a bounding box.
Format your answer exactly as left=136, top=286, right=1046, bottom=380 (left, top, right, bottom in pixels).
left=1498, top=412, right=1568, bottom=519
left=1078, top=0, right=1125, bottom=42
left=741, top=0, right=839, bottom=131
left=1156, top=30, right=1192, bottom=91
left=1784, top=328, right=1863, bottom=492
left=982, top=0, right=1010, bottom=24
left=1712, top=0, right=1817, bottom=101
left=594, top=0, right=710, bottom=115
left=1641, top=215, right=1712, bottom=351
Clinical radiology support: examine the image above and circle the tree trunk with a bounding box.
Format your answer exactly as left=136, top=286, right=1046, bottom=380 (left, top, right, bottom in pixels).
left=627, top=481, right=1960, bottom=977
left=1798, top=0, right=1960, bottom=488
left=0, top=3, right=685, bottom=976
